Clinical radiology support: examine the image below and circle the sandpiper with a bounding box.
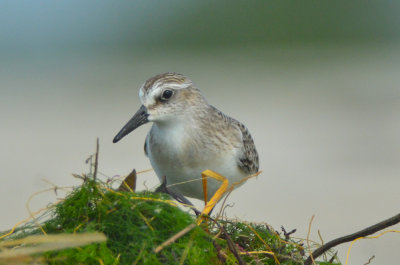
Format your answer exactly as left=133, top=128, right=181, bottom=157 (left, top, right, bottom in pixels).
left=113, top=73, right=259, bottom=201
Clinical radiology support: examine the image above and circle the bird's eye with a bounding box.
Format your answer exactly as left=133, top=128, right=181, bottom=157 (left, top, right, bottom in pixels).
left=161, top=90, right=173, bottom=101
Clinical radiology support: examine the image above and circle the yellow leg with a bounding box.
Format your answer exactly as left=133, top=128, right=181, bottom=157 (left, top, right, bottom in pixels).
left=202, top=171, right=209, bottom=205
left=197, top=170, right=229, bottom=225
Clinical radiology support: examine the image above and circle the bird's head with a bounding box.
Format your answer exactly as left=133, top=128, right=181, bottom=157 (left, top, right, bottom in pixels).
left=113, top=72, right=206, bottom=143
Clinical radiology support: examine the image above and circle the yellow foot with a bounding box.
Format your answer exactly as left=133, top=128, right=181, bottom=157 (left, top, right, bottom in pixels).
left=197, top=170, right=229, bottom=225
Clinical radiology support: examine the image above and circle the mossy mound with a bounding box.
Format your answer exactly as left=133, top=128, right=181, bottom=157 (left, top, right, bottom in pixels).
left=1, top=177, right=340, bottom=265
left=41, top=179, right=217, bottom=264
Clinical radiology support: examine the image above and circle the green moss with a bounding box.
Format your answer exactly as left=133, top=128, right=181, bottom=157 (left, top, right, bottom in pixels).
left=1, top=177, right=340, bottom=264
left=40, top=179, right=216, bottom=264
left=217, top=220, right=304, bottom=265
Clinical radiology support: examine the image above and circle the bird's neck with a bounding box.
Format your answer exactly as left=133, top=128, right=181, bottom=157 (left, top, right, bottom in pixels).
left=154, top=104, right=210, bottom=130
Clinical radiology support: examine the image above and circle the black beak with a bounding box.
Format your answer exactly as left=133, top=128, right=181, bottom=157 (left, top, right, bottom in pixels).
left=113, top=105, right=149, bottom=143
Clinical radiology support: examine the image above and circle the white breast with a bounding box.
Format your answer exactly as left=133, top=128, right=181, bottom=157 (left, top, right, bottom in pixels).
left=146, top=122, right=246, bottom=200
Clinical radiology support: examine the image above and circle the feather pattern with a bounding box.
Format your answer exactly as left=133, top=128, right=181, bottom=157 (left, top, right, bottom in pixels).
left=120, top=72, right=260, bottom=200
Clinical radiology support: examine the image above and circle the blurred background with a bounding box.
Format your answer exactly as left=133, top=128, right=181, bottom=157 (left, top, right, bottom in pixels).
left=1, top=0, right=399, bottom=263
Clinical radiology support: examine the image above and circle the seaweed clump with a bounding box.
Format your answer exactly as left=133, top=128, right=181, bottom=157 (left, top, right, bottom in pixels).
left=39, top=178, right=216, bottom=264
left=1, top=175, right=340, bottom=265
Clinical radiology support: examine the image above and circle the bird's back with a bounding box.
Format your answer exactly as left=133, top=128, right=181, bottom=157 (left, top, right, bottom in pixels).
left=204, top=105, right=259, bottom=175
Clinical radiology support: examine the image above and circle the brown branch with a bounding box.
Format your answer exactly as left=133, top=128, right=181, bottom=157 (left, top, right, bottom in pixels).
left=219, top=225, right=247, bottom=265
left=208, top=218, right=247, bottom=265
left=93, top=138, right=99, bottom=181
left=304, top=213, right=400, bottom=265
left=281, top=226, right=296, bottom=240
left=364, top=255, right=375, bottom=265
left=213, top=240, right=227, bottom=263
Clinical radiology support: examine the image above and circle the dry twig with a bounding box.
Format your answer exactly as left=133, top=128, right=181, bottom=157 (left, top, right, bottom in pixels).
left=154, top=223, right=196, bottom=253
left=364, top=255, right=375, bottom=265
left=93, top=138, right=99, bottom=181
left=304, top=213, right=400, bottom=265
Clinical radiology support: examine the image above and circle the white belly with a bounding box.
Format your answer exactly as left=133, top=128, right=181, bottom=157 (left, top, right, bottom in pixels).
left=146, top=124, right=246, bottom=200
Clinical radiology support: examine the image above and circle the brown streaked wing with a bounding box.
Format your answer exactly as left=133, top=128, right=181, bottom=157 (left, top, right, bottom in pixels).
left=208, top=106, right=259, bottom=175
left=235, top=121, right=259, bottom=174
